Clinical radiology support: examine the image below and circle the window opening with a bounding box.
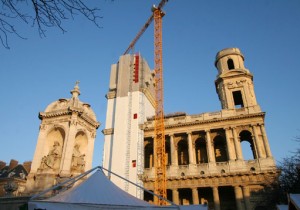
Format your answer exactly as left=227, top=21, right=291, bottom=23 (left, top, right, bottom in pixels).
left=177, top=140, right=189, bottom=165
left=167, top=189, right=173, bottom=202
left=214, top=136, right=228, bottom=162
left=195, top=138, right=208, bottom=164
left=233, top=91, right=244, bottom=108
left=240, top=130, right=256, bottom=160
left=144, top=190, right=154, bottom=203
left=144, top=141, right=153, bottom=168
left=219, top=187, right=236, bottom=209
left=165, top=136, right=171, bottom=165
left=227, top=59, right=235, bottom=70
left=179, top=188, right=193, bottom=205
left=132, top=160, right=136, bottom=167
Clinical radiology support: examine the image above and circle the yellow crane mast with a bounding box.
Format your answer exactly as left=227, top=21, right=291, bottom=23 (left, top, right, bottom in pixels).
left=152, top=6, right=167, bottom=205
left=123, top=0, right=169, bottom=205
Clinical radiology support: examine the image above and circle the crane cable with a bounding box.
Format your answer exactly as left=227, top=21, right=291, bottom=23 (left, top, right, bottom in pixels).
left=123, top=0, right=168, bottom=55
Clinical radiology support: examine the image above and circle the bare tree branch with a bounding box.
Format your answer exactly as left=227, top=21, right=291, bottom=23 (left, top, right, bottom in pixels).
left=0, top=0, right=103, bottom=49
left=277, top=136, right=300, bottom=203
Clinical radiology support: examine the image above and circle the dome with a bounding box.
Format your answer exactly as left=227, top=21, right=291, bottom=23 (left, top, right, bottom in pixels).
left=215, top=48, right=244, bottom=66
left=44, top=99, right=97, bottom=121
left=43, top=83, right=97, bottom=122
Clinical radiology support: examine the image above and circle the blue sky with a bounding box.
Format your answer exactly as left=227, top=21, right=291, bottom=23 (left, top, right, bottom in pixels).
left=1, top=0, right=300, bottom=167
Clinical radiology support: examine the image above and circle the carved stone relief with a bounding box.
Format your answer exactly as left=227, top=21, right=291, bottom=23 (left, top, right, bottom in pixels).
left=39, top=124, right=47, bottom=131
left=226, top=79, right=246, bottom=89
left=71, top=144, right=85, bottom=172
left=39, top=141, right=62, bottom=170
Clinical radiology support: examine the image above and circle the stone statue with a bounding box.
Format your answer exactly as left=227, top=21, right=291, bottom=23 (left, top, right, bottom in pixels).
left=71, top=144, right=85, bottom=171
left=40, top=141, right=62, bottom=169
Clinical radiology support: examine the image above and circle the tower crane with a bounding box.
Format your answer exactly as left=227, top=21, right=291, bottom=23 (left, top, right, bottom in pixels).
left=123, top=0, right=168, bottom=205
left=152, top=5, right=167, bottom=206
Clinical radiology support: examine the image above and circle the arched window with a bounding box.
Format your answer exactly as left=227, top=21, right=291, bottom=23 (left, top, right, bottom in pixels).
left=177, top=140, right=189, bottom=165
left=165, top=136, right=171, bottom=165
left=227, top=59, right=235, bottom=70
left=144, top=140, right=153, bottom=168
left=240, top=130, right=256, bottom=160
left=214, top=135, right=228, bottom=162
left=195, top=138, right=208, bottom=164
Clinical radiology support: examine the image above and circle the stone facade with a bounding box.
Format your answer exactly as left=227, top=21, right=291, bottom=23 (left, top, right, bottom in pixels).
left=25, top=83, right=100, bottom=195
left=140, top=48, right=279, bottom=209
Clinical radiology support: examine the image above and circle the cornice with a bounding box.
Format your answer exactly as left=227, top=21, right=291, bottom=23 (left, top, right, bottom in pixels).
left=80, top=113, right=100, bottom=129
left=39, top=108, right=70, bottom=119
left=106, top=91, right=116, bottom=99
left=39, top=107, right=100, bottom=129
left=143, top=112, right=265, bottom=131
left=215, top=71, right=253, bottom=84
left=102, top=128, right=114, bottom=135
left=142, top=168, right=279, bottom=183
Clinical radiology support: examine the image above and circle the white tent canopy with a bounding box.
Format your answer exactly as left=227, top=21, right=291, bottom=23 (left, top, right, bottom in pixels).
left=28, top=168, right=207, bottom=210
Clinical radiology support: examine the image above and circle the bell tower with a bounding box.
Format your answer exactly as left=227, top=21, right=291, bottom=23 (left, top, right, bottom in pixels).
left=215, top=48, right=261, bottom=113
left=25, top=83, right=100, bottom=195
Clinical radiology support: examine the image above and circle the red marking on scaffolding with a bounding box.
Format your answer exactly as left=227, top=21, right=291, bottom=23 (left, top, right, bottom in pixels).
left=134, top=54, right=139, bottom=83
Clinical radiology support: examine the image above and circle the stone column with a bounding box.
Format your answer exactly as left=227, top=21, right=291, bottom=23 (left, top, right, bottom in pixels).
left=212, top=187, right=220, bottom=210
left=187, top=132, right=195, bottom=164
left=234, top=186, right=244, bottom=210
left=242, top=186, right=251, bottom=210
left=193, top=138, right=197, bottom=164
left=251, top=125, right=263, bottom=158
left=260, top=124, right=272, bottom=158
left=232, top=127, right=243, bottom=160
left=172, top=189, right=179, bottom=205
left=192, top=188, right=199, bottom=205
left=205, top=130, right=215, bottom=163
left=60, top=112, right=78, bottom=175
left=153, top=136, right=156, bottom=169
left=169, top=134, right=178, bottom=166
left=224, top=127, right=234, bottom=161
left=29, top=124, right=49, bottom=173
left=24, top=124, right=49, bottom=193
left=170, top=134, right=178, bottom=166
left=86, top=131, right=96, bottom=171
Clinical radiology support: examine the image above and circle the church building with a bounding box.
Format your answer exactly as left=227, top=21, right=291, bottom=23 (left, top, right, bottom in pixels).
left=102, top=48, right=279, bottom=210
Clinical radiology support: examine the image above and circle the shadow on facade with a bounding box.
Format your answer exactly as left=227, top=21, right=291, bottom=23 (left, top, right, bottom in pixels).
left=144, top=184, right=280, bottom=210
